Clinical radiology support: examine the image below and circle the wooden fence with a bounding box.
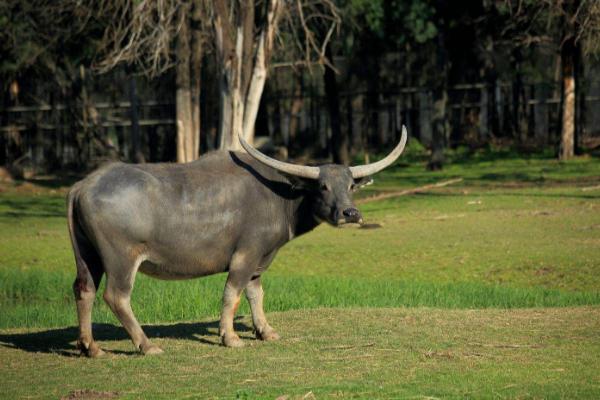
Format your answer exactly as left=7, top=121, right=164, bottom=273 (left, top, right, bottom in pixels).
left=1, top=81, right=599, bottom=173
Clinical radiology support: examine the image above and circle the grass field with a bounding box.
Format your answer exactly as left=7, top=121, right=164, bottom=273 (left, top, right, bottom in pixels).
left=2, top=307, right=599, bottom=399
left=1, top=149, right=599, bottom=398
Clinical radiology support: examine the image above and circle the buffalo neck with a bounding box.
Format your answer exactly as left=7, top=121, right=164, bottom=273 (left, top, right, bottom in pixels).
left=287, top=191, right=321, bottom=239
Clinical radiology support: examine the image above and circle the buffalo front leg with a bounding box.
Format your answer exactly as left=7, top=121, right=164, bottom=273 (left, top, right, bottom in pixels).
left=219, top=253, right=255, bottom=348
left=246, top=277, right=280, bottom=341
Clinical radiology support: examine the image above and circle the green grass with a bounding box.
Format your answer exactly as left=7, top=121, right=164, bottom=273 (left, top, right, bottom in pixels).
left=1, top=307, right=599, bottom=399
left=1, top=154, right=599, bottom=329
left=0, top=152, right=599, bottom=398
left=3, top=268, right=600, bottom=329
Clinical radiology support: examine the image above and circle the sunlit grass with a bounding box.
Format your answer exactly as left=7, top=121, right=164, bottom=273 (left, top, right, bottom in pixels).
left=1, top=153, right=599, bottom=398
left=1, top=307, right=599, bottom=399
left=1, top=153, right=599, bottom=329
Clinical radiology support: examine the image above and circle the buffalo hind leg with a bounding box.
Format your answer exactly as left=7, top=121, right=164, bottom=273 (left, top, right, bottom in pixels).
left=73, top=248, right=104, bottom=357
left=102, top=257, right=163, bottom=355
left=246, top=277, right=280, bottom=341
left=220, top=253, right=256, bottom=348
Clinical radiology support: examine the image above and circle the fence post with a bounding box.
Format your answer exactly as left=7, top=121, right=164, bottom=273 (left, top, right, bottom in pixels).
left=128, top=75, right=144, bottom=163
left=377, top=95, right=390, bottom=146
left=480, top=85, right=488, bottom=141
left=534, top=83, right=549, bottom=145
left=494, top=82, right=502, bottom=136
left=350, top=95, right=362, bottom=150
left=418, top=89, right=432, bottom=146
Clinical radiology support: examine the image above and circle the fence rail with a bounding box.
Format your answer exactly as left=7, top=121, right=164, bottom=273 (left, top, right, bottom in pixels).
left=1, top=80, right=599, bottom=172
left=0, top=100, right=173, bottom=113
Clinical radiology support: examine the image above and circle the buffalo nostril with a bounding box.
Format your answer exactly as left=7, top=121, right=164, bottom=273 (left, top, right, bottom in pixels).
left=343, top=208, right=360, bottom=218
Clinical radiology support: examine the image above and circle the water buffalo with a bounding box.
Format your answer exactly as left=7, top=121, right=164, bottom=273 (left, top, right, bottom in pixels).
left=67, top=127, right=407, bottom=356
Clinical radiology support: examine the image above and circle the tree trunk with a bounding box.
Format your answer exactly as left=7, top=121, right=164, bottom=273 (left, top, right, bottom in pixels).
left=366, top=59, right=380, bottom=150
left=176, top=6, right=194, bottom=163
left=190, top=0, right=204, bottom=159
left=240, top=35, right=261, bottom=145
left=534, top=83, right=549, bottom=145
left=429, top=89, right=448, bottom=170
left=214, top=0, right=242, bottom=150
left=479, top=86, right=488, bottom=142
left=214, top=0, right=281, bottom=150
left=560, top=36, right=576, bottom=160
left=418, top=90, right=432, bottom=146
left=575, top=39, right=584, bottom=155
left=511, top=49, right=528, bottom=143
left=288, top=70, right=304, bottom=143
left=324, top=47, right=349, bottom=165
left=79, top=65, right=90, bottom=168
left=48, top=91, right=61, bottom=169
left=128, top=75, right=145, bottom=163
left=428, top=34, right=449, bottom=170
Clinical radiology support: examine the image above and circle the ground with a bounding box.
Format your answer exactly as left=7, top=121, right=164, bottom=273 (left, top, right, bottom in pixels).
left=0, top=149, right=599, bottom=399
left=1, top=307, right=599, bottom=399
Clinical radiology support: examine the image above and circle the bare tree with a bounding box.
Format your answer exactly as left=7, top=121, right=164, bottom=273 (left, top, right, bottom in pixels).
left=81, top=0, right=339, bottom=157
left=91, top=0, right=210, bottom=162
left=175, top=2, right=194, bottom=163
left=213, top=0, right=340, bottom=150
left=501, top=0, right=600, bottom=160
left=190, top=2, right=204, bottom=160
left=551, top=0, right=600, bottom=160
left=213, top=0, right=281, bottom=150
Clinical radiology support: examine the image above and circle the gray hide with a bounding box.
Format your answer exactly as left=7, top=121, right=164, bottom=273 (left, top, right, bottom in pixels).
left=67, top=128, right=407, bottom=356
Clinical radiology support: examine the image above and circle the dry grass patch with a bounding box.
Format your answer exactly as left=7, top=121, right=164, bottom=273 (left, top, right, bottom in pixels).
left=1, top=306, right=599, bottom=399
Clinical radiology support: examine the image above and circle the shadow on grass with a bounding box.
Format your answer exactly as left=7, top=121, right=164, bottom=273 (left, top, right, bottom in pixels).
left=0, top=317, right=253, bottom=357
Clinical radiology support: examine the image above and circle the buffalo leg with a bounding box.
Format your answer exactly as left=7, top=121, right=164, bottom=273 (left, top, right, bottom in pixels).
left=219, top=253, right=255, bottom=347
left=245, top=277, right=280, bottom=341
left=102, top=255, right=162, bottom=355
left=73, top=258, right=104, bottom=357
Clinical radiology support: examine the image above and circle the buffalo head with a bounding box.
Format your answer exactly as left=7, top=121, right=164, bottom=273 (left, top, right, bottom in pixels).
left=239, top=126, right=408, bottom=226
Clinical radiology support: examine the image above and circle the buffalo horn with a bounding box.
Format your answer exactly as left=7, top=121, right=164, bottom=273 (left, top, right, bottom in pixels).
left=349, top=125, right=408, bottom=178
left=239, top=134, right=320, bottom=179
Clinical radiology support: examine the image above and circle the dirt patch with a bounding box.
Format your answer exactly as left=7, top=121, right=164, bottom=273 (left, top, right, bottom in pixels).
left=580, top=224, right=600, bottom=231
left=61, top=389, right=119, bottom=400
left=423, top=349, right=454, bottom=359
left=478, top=175, right=600, bottom=189
left=535, top=267, right=554, bottom=276
left=516, top=210, right=553, bottom=217
left=356, top=178, right=463, bottom=205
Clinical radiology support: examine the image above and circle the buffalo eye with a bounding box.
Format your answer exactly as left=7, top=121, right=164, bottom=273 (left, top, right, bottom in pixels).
left=320, top=183, right=331, bottom=192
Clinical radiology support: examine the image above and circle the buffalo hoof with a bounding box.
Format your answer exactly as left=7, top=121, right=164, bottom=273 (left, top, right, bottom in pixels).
left=141, top=344, right=164, bottom=355
left=222, top=334, right=245, bottom=348
left=78, top=340, right=105, bottom=358
left=257, top=328, right=280, bottom=342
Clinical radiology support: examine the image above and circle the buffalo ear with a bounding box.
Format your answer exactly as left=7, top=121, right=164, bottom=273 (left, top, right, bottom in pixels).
left=353, top=176, right=373, bottom=191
